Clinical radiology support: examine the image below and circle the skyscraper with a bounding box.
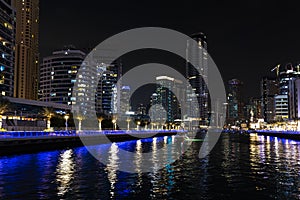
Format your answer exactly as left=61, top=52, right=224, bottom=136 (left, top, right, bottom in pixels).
left=13, top=0, right=39, bottom=100
left=0, top=0, right=15, bottom=97
left=186, top=32, right=209, bottom=126
left=261, top=77, right=279, bottom=122
left=155, top=76, right=183, bottom=123
left=95, top=61, right=122, bottom=115
left=119, top=85, right=131, bottom=115
left=39, top=47, right=86, bottom=105
left=289, top=78, right=300, bottom=120
left=227, top=79, right=244, bottom=125
left=272, top=64, right=300, bottom=121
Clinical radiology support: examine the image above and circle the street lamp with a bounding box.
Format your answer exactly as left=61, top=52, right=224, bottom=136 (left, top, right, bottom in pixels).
left=136, top=121, right=141, bottom=130
left=64, top=115, right=69, bottom=131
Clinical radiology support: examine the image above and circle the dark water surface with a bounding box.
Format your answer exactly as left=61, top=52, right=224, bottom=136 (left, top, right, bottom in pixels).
left=1, top=133, right=300, bottom=199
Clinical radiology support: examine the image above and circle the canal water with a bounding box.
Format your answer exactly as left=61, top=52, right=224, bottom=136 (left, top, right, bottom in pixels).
left=0, top=133, right=300, bottom=199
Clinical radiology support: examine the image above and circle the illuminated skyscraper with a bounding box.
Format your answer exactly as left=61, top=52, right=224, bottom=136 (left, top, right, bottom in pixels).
left=13, top=0, right=39, bottom=99
left=95, top=61, right=122, bottom=115
left=119, top=85, right=131, bottom=115
left=0, top=0, right=15, bottom=97
left=261, top=77, right=279, bottom=122
left=186, top=32, right=209, bottom=126
left=39, top=47, right=86, bottom=105
left=227, top=79, right=244, bottom=125
left=155, top=76, right=183, bottom=123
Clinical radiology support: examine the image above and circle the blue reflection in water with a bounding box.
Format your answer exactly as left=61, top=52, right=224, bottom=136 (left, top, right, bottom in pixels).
left=2, top=134, right=300, bottom=199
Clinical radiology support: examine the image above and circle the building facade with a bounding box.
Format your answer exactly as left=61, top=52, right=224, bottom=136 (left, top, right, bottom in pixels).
left=0, top=0, right=15, bottom=97
left=186, top=32, right=209, bottom=126
left=261, top=77, right=279, bottom=122
left=95, top=61, right=122, bottom=115
left=275, top=63, right=300, bottom=121
left=39, top=48, right=86, bottom=105
left=154, top=76, right=183, bottom=124
left=13, top=0, right=39, bottom=100
left=227, top=79, right=244, bottom=125
left=119, top=85, right=131, bottom=115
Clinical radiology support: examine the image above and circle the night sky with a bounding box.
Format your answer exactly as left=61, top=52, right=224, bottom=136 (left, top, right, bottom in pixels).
left=40, top=1, right=300, bottom=101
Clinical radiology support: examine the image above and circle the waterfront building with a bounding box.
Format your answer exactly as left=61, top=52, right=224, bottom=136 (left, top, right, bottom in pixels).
left=274, top=94, right=289, bottom=121
left=39, top=47, right=86, bottom=105
left=119, top=85, right=131, bottom=115
left=155, top=76, right=183, bottom=124
left=274, top=63, right=300, bottom=121
left=186, top=32, right=209, bottom=126
left=247, top=97, right=262, bottom=122
left=261, top=77, right=279, bottom=122
left=2, top=96, right=70, bottom=131
left=288, top=78, right=300, bottom=120
left=227, top=79, right=244, bottom=125
left=137, top=103, right=147, bottom=115
left=13, top=0, right=39, bottom=100
left=95, top=61, right=122, bottom=116
left=0, top=0, right=15, bottom=97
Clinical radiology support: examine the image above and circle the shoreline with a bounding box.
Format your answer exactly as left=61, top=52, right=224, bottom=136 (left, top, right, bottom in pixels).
left=254, top=130, right=300, bottom=140
left=225, top=129, right=300, bottom=141
left=0, top=130, right=179, bottom=156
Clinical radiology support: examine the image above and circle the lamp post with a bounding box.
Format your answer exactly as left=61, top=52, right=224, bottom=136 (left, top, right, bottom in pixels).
left=137, top=121, right=141, bottom=130
left=64, top=115, right=69, bottom=131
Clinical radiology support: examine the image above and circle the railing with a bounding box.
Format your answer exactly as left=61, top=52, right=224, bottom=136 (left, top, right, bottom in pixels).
left=0, top=129, right=186, bottom=139
left=0, top=130, right=77, bottom=138
left=256, top=130, right=300, bottom=135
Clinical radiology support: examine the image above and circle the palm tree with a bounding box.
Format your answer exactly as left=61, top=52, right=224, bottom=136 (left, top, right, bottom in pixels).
left=112, top=117, right=117, bottom=130
left=76, top=114, right=85, bottom=131
left=42, top=107, right=54, bottom=130
left=97, top=116, right=104, bottom=131
left=126, top=117, right=131, bottom=130
left=0, top=97, right=9, bottom=130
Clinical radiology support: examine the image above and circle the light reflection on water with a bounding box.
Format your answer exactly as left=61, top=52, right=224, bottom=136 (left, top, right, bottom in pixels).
left=56, top=149, right=75, bottom=196
left=2, top=134, right=300, bottom=198
left=106, top=143, right=119, bottom=198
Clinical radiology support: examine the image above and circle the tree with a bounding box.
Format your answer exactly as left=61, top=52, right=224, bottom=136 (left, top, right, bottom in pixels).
left=97, top=116, right=104, bottom=131
left=42, top=107, right=54, bottom=130
left=76, top=114, right=85, bottom=131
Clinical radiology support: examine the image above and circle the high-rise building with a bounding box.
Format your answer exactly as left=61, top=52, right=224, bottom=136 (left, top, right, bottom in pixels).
left=227, top=79, right=244, bottom=125
left=0, top=0, right=15, bottom=97
left=13, top=0, right=39, bottom=100
left=274, top=94, right=289, bottom=120
left=39, top=47, right=86, bottom=105
left=136, top=103, right=147, bottom=115
left=95, top=61, right=122, bottom=115
left=273, top=64, right=300, bottom=121
left=289, top=78, right=300, bottom=120
left=283, top=65, right=300, bottom=120
left=155, top=76, right=183, bottom=123
left=248, top=97, right=262, bottom=121
left=261, top=77, right=279, bottom=122
left=119, top=85, right=131, bottom=115
left=186, top=32, right=209, bottom=126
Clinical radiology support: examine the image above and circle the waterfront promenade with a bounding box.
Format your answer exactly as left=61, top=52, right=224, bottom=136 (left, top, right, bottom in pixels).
left=226, top=129, right=300, bottom=140
left=0, top=130, right=182, bottom=155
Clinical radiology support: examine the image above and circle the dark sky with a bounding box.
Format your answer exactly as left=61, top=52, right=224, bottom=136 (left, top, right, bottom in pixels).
left=40, top=1, right=300, bottom=100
